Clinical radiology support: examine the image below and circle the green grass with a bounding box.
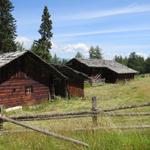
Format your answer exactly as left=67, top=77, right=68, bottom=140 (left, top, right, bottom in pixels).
left=0, top=129, right=150, bottom=150
left=5, top=76, right=150, bottom=116
left=0, top=76, right=150, bottom=150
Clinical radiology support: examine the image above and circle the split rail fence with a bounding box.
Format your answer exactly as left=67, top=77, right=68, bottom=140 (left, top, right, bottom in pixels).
left=0, top=97, right=150, bottom=147
left=0, top=97, right=150, bottom=127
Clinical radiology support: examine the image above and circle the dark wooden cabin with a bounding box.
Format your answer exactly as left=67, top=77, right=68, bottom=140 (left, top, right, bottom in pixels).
left=66, top=58, right=138, bottom=83
left=52, top=65, right=89, bottom=98
left=0, top=51, right=66, bottom=107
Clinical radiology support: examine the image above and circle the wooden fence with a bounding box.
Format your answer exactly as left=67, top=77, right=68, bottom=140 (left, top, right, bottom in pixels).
left=0, top=97, right=150, bottom=147
left=0, top=97, right=150, bottom=126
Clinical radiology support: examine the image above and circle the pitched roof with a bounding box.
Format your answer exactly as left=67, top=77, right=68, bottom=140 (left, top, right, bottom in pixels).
left=68, top=58, right=138, bottom=74
left=52, top=64, right=90, bottom=80
left=0, top=51, right=26, bottom=68
left=0, top=50, right=67, bottom=79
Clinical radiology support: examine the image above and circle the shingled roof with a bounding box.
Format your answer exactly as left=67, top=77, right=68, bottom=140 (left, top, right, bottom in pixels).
left=52, top=64, right=90, bottom=80
left=0, top=51, right=26, bottom=68
left=68, top=58, right=138, bottom=74
left=0, top=50, right=67, bottom=79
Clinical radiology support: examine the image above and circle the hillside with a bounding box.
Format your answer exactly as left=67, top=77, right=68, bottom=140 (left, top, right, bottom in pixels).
left=6, top=76, right=150, bottom=115
left=0, top=76, right=150, bottom=150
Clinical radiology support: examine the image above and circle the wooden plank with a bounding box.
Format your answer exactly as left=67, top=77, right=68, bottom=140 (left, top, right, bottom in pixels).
left=7, top=110, right=150, bottom=122
left=91, top=97, right=98, bottom=126
left=0, top=105, right=3, bottom=130
left=102, top=102, right=150, bottom=112
left=0, top=115, right=89, bottom=148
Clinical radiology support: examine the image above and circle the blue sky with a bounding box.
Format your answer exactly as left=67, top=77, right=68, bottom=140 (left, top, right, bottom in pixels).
left=12, top=0, right=150, bottom=59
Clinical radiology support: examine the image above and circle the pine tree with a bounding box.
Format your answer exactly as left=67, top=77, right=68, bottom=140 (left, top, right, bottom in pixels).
left=127, top=52, right=145, bottom=73
left=95, top=46, right=102, bottom=59
left=52, top=53, right=61, bottom=64
left=115, top=55, right=128, bottom=65
left=89, top=46, right=102, bottom=59
left=144, top=57, right=150, bottom=73
left=16, top=42, right=25, bottom=51
left=75, top=51, right=83, bottom=58
left=89, top=46, right=95, bottom=58
left=61, top=58, right=68, bottom=64
left=31, top=6, right=52, bottom=63
left=0, top=0, right=17, bottom=53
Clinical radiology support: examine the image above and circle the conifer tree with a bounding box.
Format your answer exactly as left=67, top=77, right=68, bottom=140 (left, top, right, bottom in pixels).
left=95, top=46, right=102, bottom=59
left=31, top=6, right=52, bottom=63
left=16, top=42, right=25, bottom=51
left=52, top=53, right=61, bottom=64
left=61, top=58, right=68, bottom=64
left=127, top=52, right=145, bottom=73
left=75, top=51, right=83, bottom=58
left=0, top=0, right=17, bottom=53
left=144, top=57, right=150, bottom=73
left=115, top=55, right=128, bottom=65
left=89, top=46, right=102, bottom=59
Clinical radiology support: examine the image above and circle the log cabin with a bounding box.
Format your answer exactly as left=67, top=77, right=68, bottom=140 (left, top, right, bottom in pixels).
left=52, top=65, right=90, bottom=98
left=0, top=50, right=67, bottom=107
left=66, top=58, right=138, bottom=83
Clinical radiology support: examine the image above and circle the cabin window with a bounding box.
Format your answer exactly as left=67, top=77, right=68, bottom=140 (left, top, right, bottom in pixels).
left=25, top=86, right=33, bottom=95
left=12, top=88, right=16, bottom=92
left=12, top=88, right=16, bottom=95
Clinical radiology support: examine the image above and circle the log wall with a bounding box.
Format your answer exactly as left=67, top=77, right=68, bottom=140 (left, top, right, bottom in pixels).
left=0, top=71, right=50, bottom=107
left=68, top=81, right=84, bottom=97
left=67, top=59, right=136, bottom=83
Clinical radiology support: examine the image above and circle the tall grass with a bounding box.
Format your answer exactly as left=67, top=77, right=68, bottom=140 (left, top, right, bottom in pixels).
left=1, top=76, right=150, bottom=150
left=0, top=129, right=149, bottom=150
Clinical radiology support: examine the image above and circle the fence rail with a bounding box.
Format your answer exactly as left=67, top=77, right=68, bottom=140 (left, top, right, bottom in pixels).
left=3, top=101, right=149, bottom=122
left=0, top=97, right=150, bottom=129
left=0, top=97, right=150, bottom=147
left=0, top=115, right=89, bottom=147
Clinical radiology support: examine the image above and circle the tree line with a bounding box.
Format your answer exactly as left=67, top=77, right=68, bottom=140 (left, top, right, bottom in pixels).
left=115, top=52, right=150, bottom=74
left=75, top=46, right=102, bottom=59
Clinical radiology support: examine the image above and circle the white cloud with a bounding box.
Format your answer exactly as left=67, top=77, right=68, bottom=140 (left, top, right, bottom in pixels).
left=51, top=42, right=150, bottom=59
left=136, top=52, right=149, bottom=59
left=63, top=43, right=89, bottom=52
left=16, top=36, right=33, bottom=49
left=61, top=4, right=150, bottom=21
left=56, top=26, right=150, bottom=38
left=51, top=41, right=58, bottom=49
left=51, top=43, right=90, bottom=58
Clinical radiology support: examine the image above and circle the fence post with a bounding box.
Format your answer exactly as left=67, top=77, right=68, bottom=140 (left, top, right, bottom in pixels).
left=0, top=105, right=3, bottom=130
left=91, top=97, right=98, bottom=126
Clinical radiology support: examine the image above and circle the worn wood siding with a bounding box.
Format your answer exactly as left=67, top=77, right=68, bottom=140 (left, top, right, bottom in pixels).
left=67, top=60, right=136, bottom=83
left=54, top=79, right=67, bottom=98
left=68, top=81, right=84, bottom=97
left=117, top=73, right=135, bottom=81
left=0, top=71, right=50, bottom=107
left=0, top=54, right=53, bottom=107
left=67, top=60, right=91, bottom=76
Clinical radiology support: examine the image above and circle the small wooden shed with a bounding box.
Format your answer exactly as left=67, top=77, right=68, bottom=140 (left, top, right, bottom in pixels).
left=0, top=51, right=66, bottom=107
left=66, top=58, right=138, bottom=83
left=52, top=65, right=89, bottom=98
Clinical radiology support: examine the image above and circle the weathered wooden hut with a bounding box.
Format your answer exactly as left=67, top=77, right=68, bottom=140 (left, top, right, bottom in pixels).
left=66, top=58, right=138, bottom=83
left=0, top=51, right=67, bottom=107
left=52, top=65, right=89, bottom=98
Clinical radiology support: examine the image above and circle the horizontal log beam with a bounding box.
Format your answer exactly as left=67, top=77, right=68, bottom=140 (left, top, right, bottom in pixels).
left=102, top=102, right=150, bottom=112
left=7, top=112, right=150, bottom=122
left=0, top=115, right=89, bottom=148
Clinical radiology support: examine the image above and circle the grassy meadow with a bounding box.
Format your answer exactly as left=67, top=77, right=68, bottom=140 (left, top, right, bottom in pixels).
left=0, top=76, right=150, bottom=150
